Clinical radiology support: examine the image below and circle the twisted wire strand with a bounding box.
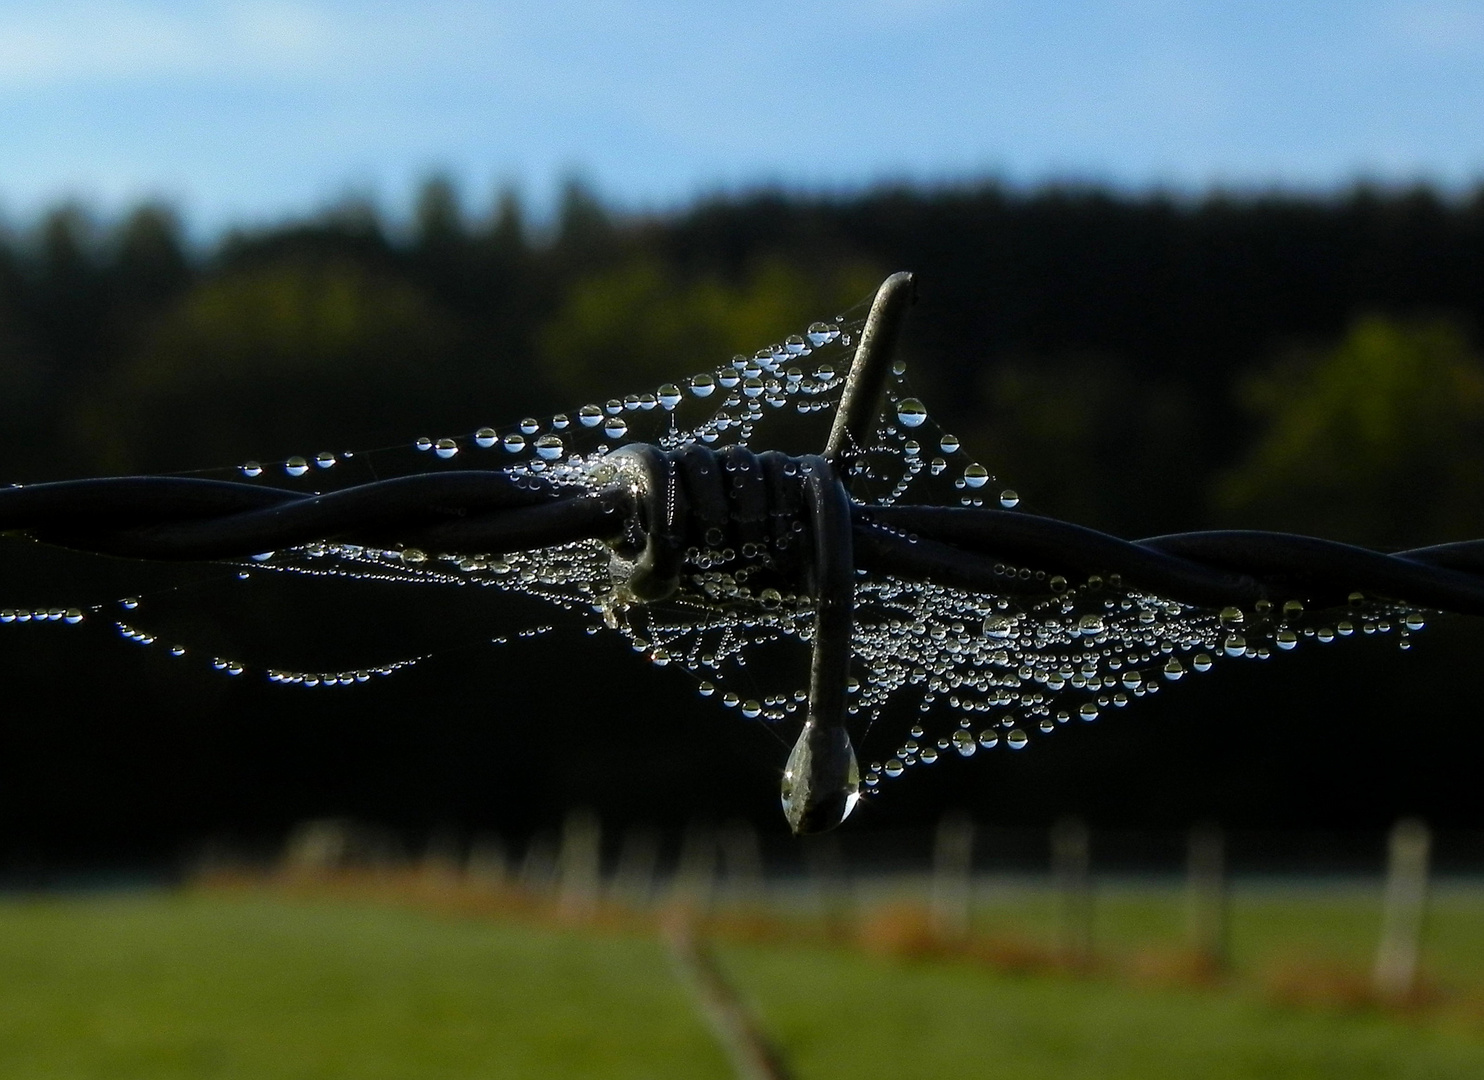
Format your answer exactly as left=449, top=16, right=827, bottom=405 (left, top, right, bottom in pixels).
left=5, top=473, right=1484, bottom=616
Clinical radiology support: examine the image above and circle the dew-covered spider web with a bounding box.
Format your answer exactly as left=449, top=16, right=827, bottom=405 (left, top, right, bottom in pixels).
left=1, top=297, right=1431, bottom=800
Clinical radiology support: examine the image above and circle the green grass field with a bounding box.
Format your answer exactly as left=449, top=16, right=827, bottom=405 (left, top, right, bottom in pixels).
left=0, top=888, right=1481, bottom=1079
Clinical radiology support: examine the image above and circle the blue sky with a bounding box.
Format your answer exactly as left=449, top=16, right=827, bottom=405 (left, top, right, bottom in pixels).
left=1, top=0, right=1481, bottom=235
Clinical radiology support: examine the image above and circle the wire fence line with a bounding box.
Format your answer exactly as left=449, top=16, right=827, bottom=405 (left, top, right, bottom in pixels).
left=5, top=272, right=1484, bottom=832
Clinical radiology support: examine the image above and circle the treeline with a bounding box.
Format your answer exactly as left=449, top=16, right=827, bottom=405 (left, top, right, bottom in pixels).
left=3, top=180, right=1483, bottom=546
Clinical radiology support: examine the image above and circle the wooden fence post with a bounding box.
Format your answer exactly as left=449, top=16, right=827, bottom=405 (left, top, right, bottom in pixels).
left=932, top=811, right=975, bottom=941
left=1373, top=817, right=1431, bottom=1002
left=1051, top=816, right=1093, bottom=968
left=1186, top=822, right=1228, bottom=974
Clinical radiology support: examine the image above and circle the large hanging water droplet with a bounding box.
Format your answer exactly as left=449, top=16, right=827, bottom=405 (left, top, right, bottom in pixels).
left=579, top=404, right=604, bottom=427
left=502, top=433, right=525, bottom=453
left=475, top=427, right=497, bottom=448
left=603, top=416, right=629, bottom=440
left=883, top=758, right=905, bottom=778
left=939, top=435, right=960, bottom=454
left=414, top=437, right=433, bottom=451
left=689, top=373, right=716, bottom=397
left=962, top=463, right=989, bottom=488
left=520, top=418, right=540, bottom=435
left=284, top=456, right=309, bottom=477
left=240, top=461, right=262, bottom=478
left=1223, top=633, right=1246, bottom=657
left=1006, top=729, right=1029, bottom=749
left=315, top=451, right=336, bottom=469
left=895, top=398, right=927, bottom=428
left=533, top=434, right=563, bottom=460
left=952, top=730, right=976, bottom=757
left=999, top=489, right=1019, bottom=508
left=435, top=438, right=459, bottom=459
left=657, top=383, right=682, bottom=409
left=1078, top=614, right=1104, bottom=636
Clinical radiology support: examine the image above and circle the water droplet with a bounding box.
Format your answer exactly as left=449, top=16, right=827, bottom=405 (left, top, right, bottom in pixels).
left=1275, top=629, right=1298, bottom=650
left=315, top=451, right=336, bottom=468
left=919, top=746, right=939, bottom=764
left=895, top=398, right=927, bottom=428
left=551, top=413, right=570, bottom=430
left=520, top=417, right=540, bottom=435
left=938, top=435, right=960, bottom=454
left=435, top=438, right=459, bottom=459
left=978, top=730, right=999, bottom=749
left=1162, top=657, right=1185, bottom=680
left=742, top=699, right=762, bottom=718
left=284, top=456, right=309, bottom=477
left=1006, top=729, right=1029, bottom=749
left=962, top=463, right=989, bottom=489
left=1219, top=606, right=1244, bottom=627
left=534, top=434, right=563, bottom=460
left=502, top=433, right=525, bottom=453
left=999, top=489, right=1019, bottom=508
left=474, top=427, right=498, bottom=448
left=1403, top=613, right=1425, bottom=631
left=401, top=548, right=428, bottom=565
left=415, top=437, right=433, bottom=451
left=952, top=730, right=976, bottom=757
left=883, top=758, right=905, bottom=778
left=240, top=461, right=262, bottom=478
left=743, top=377, right=765, bottom=398
left=1192, top=653, right=1213, bottom=672
left=1078, top=614, right=1104, bottom=636
left=1223, top=633, right=1246, bottom=656
left=121, top=597, right=139, bottom=610
left=64, top=608, right=83, bottom=624
left=1079, top=702, right=1099, bottom=720
left=579, top=404, right=604, bottom=426
left=603, top=416, right=629, bottom=440
left=806, top=321, right=839, bottom=347
left=983, top=615, right=1014, bottom=639
left=658, top=383, right=682, bottom=409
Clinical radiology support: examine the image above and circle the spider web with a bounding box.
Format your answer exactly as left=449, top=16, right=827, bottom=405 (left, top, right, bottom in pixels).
left=0, top=299, right=1428, bottom=799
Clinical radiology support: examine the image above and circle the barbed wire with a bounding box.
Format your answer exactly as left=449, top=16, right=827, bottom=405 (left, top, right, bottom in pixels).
left=5, top=271, right=1483, bottom=832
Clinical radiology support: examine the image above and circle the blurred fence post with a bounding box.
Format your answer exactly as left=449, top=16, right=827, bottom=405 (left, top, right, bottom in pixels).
left=1373, top=817, right=1431, bottom=1002
left=517, top=831, right=557, bottom=894
left=802, top=833, right=851, bottom=937
left=1185, top=822, right=1228, bottom=974
left=464, top=833, right=509, bottom=890
left=931, top=811, right=975, bottom=941
left=1051, top=816, right=1093, bottom=968
left=557, top=808, right=602, bottom=921
left=720, top=819, right=767, bottom=907
left=672, top=821, right=718, bottom=915
left=609, top=825, right=660, bottom=909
